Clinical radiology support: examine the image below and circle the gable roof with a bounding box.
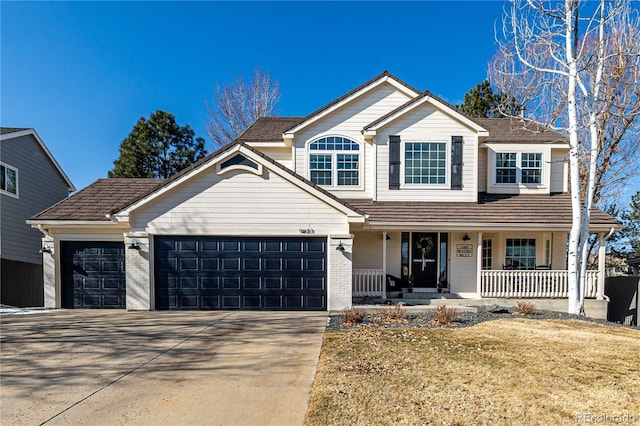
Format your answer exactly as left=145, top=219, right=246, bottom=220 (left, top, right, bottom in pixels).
left=1, top=127, right=29, bottom=135
left=362, top=90, right=489, bottom=135
left=30, top=178, right=163, bottom=221
left=475, top=118, right=569, bottom=144
left=283, top=71, right=421, bottom=137
left=30, top=142, right=366, bottom=222
left=1, top=128, right=76, bottom=191
left=110, top=141, right=366, bottom=220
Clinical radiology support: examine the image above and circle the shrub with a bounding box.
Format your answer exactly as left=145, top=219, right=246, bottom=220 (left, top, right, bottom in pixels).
left=513, top=301, right=536, bottom=316
left=429, top=305, right=458, bottom=326
left=341, top=307, right=367, bottom=326
left=375, top=303, right=408, bottom=324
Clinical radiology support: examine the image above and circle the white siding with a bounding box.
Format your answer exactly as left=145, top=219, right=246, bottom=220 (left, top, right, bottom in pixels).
left=550, top=148, right=569, bottom=193
left=449, top=232, right=478, bottom=294
left=375, top=105, right=479, bottom=202
left=248, top=146, right=292, bottom=170
left=478, top=148, right=487, bottom=192
left=486, top=144, right=553, bottom=195
left=130, top=168, right=350, bottom=236
left=293, top=82, right=413, bottom=199
left=552, top=231, right=567, bottom=269
left=352, top=231, right=402, bottom=277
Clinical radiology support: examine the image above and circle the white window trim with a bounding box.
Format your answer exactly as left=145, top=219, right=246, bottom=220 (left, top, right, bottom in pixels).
left=306, top=136, right=364, bottom=190
left=492, top=151, right=544, bottom=187
left=400, top=140, right=449, bottom=189
left=0, top=161, right=19, bottom=198
left=503, top=235, right=539, bottom=270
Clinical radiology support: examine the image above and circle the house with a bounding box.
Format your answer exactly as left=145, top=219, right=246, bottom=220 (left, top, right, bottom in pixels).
left=1, top=128, right=75, bottom=307
left=27, top=72, right=619, bottom=317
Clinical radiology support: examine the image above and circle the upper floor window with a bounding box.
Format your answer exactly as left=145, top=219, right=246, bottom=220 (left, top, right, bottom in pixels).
left=309, top=136, right=360, bottom=187
left=0, top=163, right=18, bottom=197
left=495, top=152, right=542, bottom=185
left=404, top=142, right=446, bottom=185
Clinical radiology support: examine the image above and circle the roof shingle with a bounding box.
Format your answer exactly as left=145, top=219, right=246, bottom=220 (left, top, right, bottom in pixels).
left=31, top=178, right=164, bottom=221
left=236, top=117, right=304, bottom=142
left=344, top=193, right=618, bottom=228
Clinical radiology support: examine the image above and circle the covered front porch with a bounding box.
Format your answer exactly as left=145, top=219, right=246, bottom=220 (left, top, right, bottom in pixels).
left=353, top=268, right=602, bottom=299
left=351, top=230, right=609, bottom=301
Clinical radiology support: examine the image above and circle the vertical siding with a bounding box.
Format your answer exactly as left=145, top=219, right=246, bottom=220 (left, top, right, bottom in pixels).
left=375, top=105, right=478, bottom=202
left=0, top=258, right=44, bottom=307
left=131, top=167, right=351, bottom=236
left=550, top=149, right=568, bottom=193
left=293, top=82, right=413, bottom=199
left=1, top=135, right=70, bottom=264
left=478, top=148, right=487, bottom=192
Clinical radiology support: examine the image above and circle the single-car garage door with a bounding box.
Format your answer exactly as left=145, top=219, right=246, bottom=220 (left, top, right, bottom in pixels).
left=61, top=241, right=126, bottom=309
left=154, top=236, right=326, bottom=310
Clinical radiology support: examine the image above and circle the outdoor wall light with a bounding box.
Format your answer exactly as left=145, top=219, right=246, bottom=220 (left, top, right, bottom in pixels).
left=39, top=247, right=52, bottom=254
left=128, top=240, right=141, bottom=251
left=386, top=234, right=391, bottom=241
left=336, top=242, right=345, bottom=252
left=462, top=234, right=471, bottom=241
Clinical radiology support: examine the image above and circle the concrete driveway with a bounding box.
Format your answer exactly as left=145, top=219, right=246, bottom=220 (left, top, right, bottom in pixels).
left=0, top=310, right=327, bottom=425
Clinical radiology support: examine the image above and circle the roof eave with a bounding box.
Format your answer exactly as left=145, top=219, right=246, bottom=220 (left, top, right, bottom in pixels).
left=1, top=128, right=76, bottom=192
left=365, top=94, right=489, bottom=135
left=284, top=73, right=420, bottom=136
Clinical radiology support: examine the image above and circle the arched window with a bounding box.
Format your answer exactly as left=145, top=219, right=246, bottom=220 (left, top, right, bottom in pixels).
left=308, top=136, right=360, bottom=187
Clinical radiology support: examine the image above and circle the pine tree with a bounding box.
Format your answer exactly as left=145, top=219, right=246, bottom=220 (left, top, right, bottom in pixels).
left=109, top=110, right=206, bottom=179
left=459, top=80, right=520, bottom=118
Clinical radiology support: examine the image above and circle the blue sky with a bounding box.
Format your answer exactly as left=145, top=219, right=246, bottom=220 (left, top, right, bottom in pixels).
left=3, top=1, right=511, bottom=190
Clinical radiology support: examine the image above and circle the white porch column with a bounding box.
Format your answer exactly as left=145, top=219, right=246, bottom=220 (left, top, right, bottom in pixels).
left=597, top=232, right=606, bottom=300
left=476, top=232, right=483, bottom=298
left=124, top=232, right=152, bottom=310
left=382, top=231, right=387, bottom=300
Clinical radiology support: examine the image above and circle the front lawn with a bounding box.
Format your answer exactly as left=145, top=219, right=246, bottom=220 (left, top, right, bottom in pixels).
left=305, top=319, right=640, bottom=425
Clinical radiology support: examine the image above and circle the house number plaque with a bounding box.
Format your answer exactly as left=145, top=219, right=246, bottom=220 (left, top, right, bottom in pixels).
left=456, top=244, right=473, bottom=257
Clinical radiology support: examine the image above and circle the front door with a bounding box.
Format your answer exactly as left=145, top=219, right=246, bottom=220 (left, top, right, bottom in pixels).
left=411, top=232, right=438, bottom=287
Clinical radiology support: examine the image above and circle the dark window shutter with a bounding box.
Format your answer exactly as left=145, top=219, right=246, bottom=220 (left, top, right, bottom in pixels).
left=451, top=136, right=463, bottom=190
left=389, top=135, right=401, bottom=190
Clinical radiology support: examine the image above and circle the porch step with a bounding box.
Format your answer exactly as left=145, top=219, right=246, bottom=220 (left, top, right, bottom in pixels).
left=400, top=291, right=459, bottom=300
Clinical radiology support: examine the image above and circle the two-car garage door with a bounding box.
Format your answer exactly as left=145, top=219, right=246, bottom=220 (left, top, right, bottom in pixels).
left=154, top=236, right=327, bottom=310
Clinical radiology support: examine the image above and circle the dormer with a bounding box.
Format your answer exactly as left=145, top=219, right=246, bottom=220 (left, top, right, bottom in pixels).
left=476, top=119, right=569, bottom=194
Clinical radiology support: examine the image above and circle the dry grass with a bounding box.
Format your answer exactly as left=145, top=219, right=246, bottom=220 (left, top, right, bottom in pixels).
left=340, top=307, right=367, bottom=326
left=305, top=319, right=640, bottom=426
left=429, top=305, right=458, bottom=326
left=513, top=301, right=536, bottom=316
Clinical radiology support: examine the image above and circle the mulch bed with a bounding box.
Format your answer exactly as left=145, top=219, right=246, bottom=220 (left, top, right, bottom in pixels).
left=326, top=305, right=625, bottom=331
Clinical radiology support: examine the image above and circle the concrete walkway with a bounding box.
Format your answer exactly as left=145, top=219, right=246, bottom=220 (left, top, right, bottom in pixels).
left=0, top=310, right=327, bottom=425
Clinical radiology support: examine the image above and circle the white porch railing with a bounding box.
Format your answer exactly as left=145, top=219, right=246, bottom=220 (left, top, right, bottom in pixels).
left=353, top=269, right=384, bottom=297
left=481, top=270, right=599, bottom=298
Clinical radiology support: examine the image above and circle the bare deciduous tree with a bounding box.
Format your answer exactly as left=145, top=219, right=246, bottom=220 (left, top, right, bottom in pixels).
left=491, top=4, right=640, bottom=204
left=492, top=0, right=639, bottom=314
left=206, top=69, right=281, bottom=148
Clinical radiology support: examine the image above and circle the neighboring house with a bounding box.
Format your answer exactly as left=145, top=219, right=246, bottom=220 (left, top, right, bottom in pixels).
left=28, top=72, right=619, bottom=317
left=1, top=128, right=75, bottom=307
